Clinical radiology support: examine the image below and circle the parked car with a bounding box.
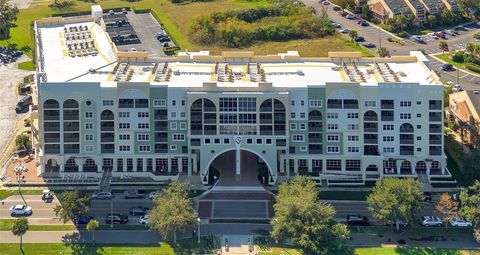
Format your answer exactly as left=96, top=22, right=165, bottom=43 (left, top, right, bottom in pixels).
left=440, top=63, right=454, bottom=71
left=73, top=215, right=94, bottom=225
left=423, top=192, right=432, bottom=202
left=439, top=45, right=449, bottom=51
left=443, top=30, right=456, bottom=36
left=123, top=189, right=146, bottom=199
left=332, top=22, right=342, bottom=28
left=122, top=8, right=127, bottom=14
left=346, top=14, right=356, bottom=19
left=357, top=20, right=368, bottom=26
left=15, top=95, right=32, bottom=114
left=354, top=36, right=365, bottom=42
left=148, top=191, right=161, bottom=200
left=333, top=6, right=341, bottom=11
left=434, top=32, right=446, bottom=39
left=362, top=43, right=376, bottom=48
left=412, top=35, right=425, bottom=44
left=452, top=193, right=460, bottom=201
left=105, top=213, right=129, bottom=224
left=129, top=206, right=149, bottom=216
left=139, top=215, right=149, bottom=224
left=339, top=28, right=349, bottom=33
left=322, top=1, right=329, bottom=5
left=420, top=216, right=442, bottom=227
left=10, top=204, right=33, bottom=216
left=346, top=215, right=370, bottom=226
left=449, top=217, right=472, bottom=227
left=91, top=191, right=113, bottom=200
left=108, top=10, right=114, bottom=15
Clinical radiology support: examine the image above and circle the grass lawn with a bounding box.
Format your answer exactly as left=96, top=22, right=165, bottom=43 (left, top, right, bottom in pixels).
left=349, top=226, right=473, bottom=237
left=0, top=238, right=216, bottom=255
left=1, top=0, right=370, bottom=59
left=434, top=53, right=480, bottom=75
left=17, top=61, right=36, bottom=71
left=258, top=247, right=480, bottom=255
left=0, top=189, right=43, bottom=200
left=0, top=219, right=76, bottom=231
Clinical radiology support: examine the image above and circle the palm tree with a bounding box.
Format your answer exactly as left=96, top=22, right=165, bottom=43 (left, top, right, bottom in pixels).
left=348, top=30, right=358, bottom=42
left=86, top=219, right=99, bottom=245
left=377, top=47, right=389, bottom=57
left=427, top=15, right=437, bottom=28
left=456, top=120, right=469, bottom=150
left=465, top=43, right=475, bottom=58
left=11, top=218, right=29, bottom=254
left=469, top=119, right=480, bottom=150
left=439, top=41, right=448, bottom=55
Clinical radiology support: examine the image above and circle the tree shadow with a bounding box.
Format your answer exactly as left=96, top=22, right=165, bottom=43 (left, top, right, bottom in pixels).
left=62, top=232, right=104, bottom=255
left=48, top=0, right=75, bottom=10
left=395, top=247, right=464, bottom=255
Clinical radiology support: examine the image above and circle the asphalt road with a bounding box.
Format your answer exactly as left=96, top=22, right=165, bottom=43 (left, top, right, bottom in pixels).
left=302, top=0, right=480, bottom=88
left=0, top=194, right=441, bottom=226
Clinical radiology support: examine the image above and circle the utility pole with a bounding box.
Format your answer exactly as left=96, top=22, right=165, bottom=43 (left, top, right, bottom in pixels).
left=457, top=68, right=460, bottom=86
left=378, top=27, right=382, bottom=48
left=110, top=198, right=113, bottom=229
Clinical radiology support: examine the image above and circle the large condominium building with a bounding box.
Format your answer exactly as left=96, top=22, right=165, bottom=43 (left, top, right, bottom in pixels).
left=31, top=8, right=451, bottom=187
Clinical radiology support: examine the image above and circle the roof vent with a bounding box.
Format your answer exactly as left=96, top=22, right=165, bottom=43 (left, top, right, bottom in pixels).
left=89, top=68, right=96, bottom=73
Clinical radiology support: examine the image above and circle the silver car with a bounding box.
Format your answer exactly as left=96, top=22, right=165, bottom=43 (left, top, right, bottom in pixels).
left=10, top=204, right=33, bottom=216
left=421, top=216, right=442, bottom=227
left=91, top=191, right=112, bottom=200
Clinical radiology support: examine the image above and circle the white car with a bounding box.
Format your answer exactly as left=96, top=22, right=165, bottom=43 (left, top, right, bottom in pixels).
left=148, top=191, right=160, bottom=200
left=91, top=191, right=113, bottom=200
left=346, top=14, right=356, bottom=19
left=421, top=216, right=442, bottom=227
left=139, top=215, right=149, bottom=224
left=339, top=28, right=349, bottom=33
left=10, top=204, right=33, bottom=216
left=449, top=217, right=472, bottom=227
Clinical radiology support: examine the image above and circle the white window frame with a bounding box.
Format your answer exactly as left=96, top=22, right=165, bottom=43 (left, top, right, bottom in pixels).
left=153, top=99, right=167, bottom=108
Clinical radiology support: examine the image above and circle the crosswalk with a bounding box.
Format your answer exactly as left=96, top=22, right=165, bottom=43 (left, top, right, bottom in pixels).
left=0, top=129, right=16, bottom=135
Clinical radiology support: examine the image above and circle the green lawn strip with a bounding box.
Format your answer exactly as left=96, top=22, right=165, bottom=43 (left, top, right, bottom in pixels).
left=17, top=61, right=36, bottom=71
left=0, top=219, right=75, bottom=231
left=258, top=246, right=478, bottom=255
left=343, top=40, right=374, bottom=57
left=0, top=189, right=43, bottom=200
left=434, top=53, right=480, bottom=75
left=349, top=226, right=473, bottom=237
left=318, top=191, right=370, bottom=200
left=94, top=224, right=149, bottom=231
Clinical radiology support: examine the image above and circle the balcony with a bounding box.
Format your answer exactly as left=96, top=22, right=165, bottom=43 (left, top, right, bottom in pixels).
left=429, top=100, right=442, bottom=110
left=429, top=112, right=442, bottom=122
left=364, top=123, right=378, bottom=132
left=429, top=126, right=442, bottom=133
left=400, top=146, right=414, bottom=155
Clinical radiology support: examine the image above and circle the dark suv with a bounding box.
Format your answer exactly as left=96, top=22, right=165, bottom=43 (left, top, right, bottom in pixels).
left=105, top=213, right=129, bottom=224
left=346, top=215, right=370, bottom=226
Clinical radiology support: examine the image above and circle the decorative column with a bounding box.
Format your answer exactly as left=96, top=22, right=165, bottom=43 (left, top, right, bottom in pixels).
left=178, top=158, right=183, bottom=173
left=59, top=163, right=65, bottom=172
left=308, top=159, right=313, bottom=173
left=293, top=159, right=298, bottom=174
left=234, top=136, right=242, bottom=175
left=167, top=158, right=172, bottom=173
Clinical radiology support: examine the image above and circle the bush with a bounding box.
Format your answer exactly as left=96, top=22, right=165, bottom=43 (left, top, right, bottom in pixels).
left=132, top=8, right=151, bottom=14
left=398, top=31, right=409, bottom=38
left=474, top=32, right=480, bottom=40
left=465, top=62, right=480, bottom=73
left=451, top=51, right=466, bottom=63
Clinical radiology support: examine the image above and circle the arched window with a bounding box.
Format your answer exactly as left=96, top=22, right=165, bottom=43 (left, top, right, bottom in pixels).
left=416, top=161, right=427, bottom=172
left=101, top=110, right=114, bottom=120
left=309, top=110, right=322, bottom=121
left=363, top=111, right=378, bottom=121
left=190, top=98, right=216, bottom=135
left=400, top=123, right=414, bottom=133
left=43, top=99, right=59, bottom=109
left=63, top=99, right=79, bottom=109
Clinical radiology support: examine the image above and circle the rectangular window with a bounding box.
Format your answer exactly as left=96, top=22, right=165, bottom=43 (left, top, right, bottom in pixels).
left=348, top=124, right=359, bottom=130
left=85, top=145, right=94, bottom=152
left=138, top=123, right=149, bottom=129
left=138, top=145, right=151, bottom=152
left=291, top=113, right=296, bottom=118
left=326, top=159, right=341, bottom=170
left=170, top=122, right=177, bottom=130
left=173, top=134, right=185, bottom=141
left=181, top=100, right=185, bottom=106
left=170, top=145, right=177, bottom=150
left=119, top=145, right=131, bottom=151
left=327, top=135, right=339, bottom=141
left=170, top=112, right=176, bottom=118
left=383, top=136, right=394, bottom=142
left=137, top=134, right=150, bottom=141
left=85, top=112, right=93, bottom=118
left=119, top=123, right=130, bottom=129
left=138, top=112, right=149, bottom=118
left=172, top=100, right=176, bottom=106
left=347, top=113, right=359, bottom=119
left=85, top=123, right=93, bottom=130
left=364, top=101, right=376, bottom=107
left=291, top=100, right=295, bottom=106
left=119, top=112, right=130, bottom=118
left=300, top=113, right=306, bottom=119
left=238, top=98, right=256, bottom=112
left=85, top=134, right=93, bottom=141
left=309, top=100, right=322, bottom=107
left=327, top=112, right=338, bottom=119
left=300, top=146, right=307, bottom=152
left=327, top=146, right=340, bottom=153
left=383, top=147, right=394, bottom=153
left=400, top=113, right=412, bottom=119
left=180, top=112, right=186, bottom=118
left=299, top=123, right=306, bottom=130
left=327, top=124, right=338, bottom=130
left=292, top=134, right=304, bottom=142
left=153, top=99, right=166, bottom=107
left=348, top=147, right=359, bottom=153
left=400, top=101, right=412, bottom=107
left=102, top=100, right=114, bottom=106
left=119, top=134, right=130, bottom=140
left=290, top=123, right=297, bottom=130
left=348, top=135, right=359, bottom=141
left=383, top=124, right=394, bottom=131
left=180, top=122, right=186, bottom=130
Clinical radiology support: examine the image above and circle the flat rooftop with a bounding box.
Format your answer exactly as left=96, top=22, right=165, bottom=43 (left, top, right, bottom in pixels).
left=35, top=17, right=441, bottom=87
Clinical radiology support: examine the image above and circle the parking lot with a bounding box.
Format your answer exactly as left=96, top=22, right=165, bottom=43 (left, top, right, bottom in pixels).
left=103, top=10, right=172, bottom=57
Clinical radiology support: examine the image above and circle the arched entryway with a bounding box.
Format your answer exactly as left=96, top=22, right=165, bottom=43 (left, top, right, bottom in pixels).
left=206, top=149, right=272, bottom=186
left=45, top=159, right=59, bottom=172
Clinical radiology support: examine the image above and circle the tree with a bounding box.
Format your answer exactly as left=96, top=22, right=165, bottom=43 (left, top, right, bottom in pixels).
left=377, top=47, right=389, bottom=57
left=454, top=119, right=469, bottom=150
left=271, top=176, right=351, bottom=255
left=367, top=177, right=423, bottom=231
left=458, top=0, right=480, bottom=19
left=11, top=218, right=29, bottom=254
left=53, top=191, right=90, bottom=223
left=15, top=133, right=31, bottom=151
left=463, top=151, right=480, bottom=180
left=427, top=14, right=437, bottom=28
left=361, top=4, right=373, bottom=21
left=0, top=0, right=19, bottom=39
left=459, top=181, right=480, bottom=227
left=435, top=193, right=459, bottom=228
left=86, top=219, right=99, bottom=244
left=348, top=30, right=358, bottom=42
left=332, top=0, right=354, bottom=12
left=147, top=181, right=197, bottom=244
left=439, top=41, right=449, bottom=55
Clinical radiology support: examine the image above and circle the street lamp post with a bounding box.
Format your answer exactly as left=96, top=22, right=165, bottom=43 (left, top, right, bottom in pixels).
left=14, top=165, right=27, bottom=206
left=110, top=197, right=113, bottom=229
left=197, top=218, right=201, bottom=244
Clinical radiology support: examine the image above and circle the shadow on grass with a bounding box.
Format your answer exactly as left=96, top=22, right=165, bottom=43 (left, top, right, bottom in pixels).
left=62, top=232, right=104, bottom=255
left=395, top=247, right=465, bottom=255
